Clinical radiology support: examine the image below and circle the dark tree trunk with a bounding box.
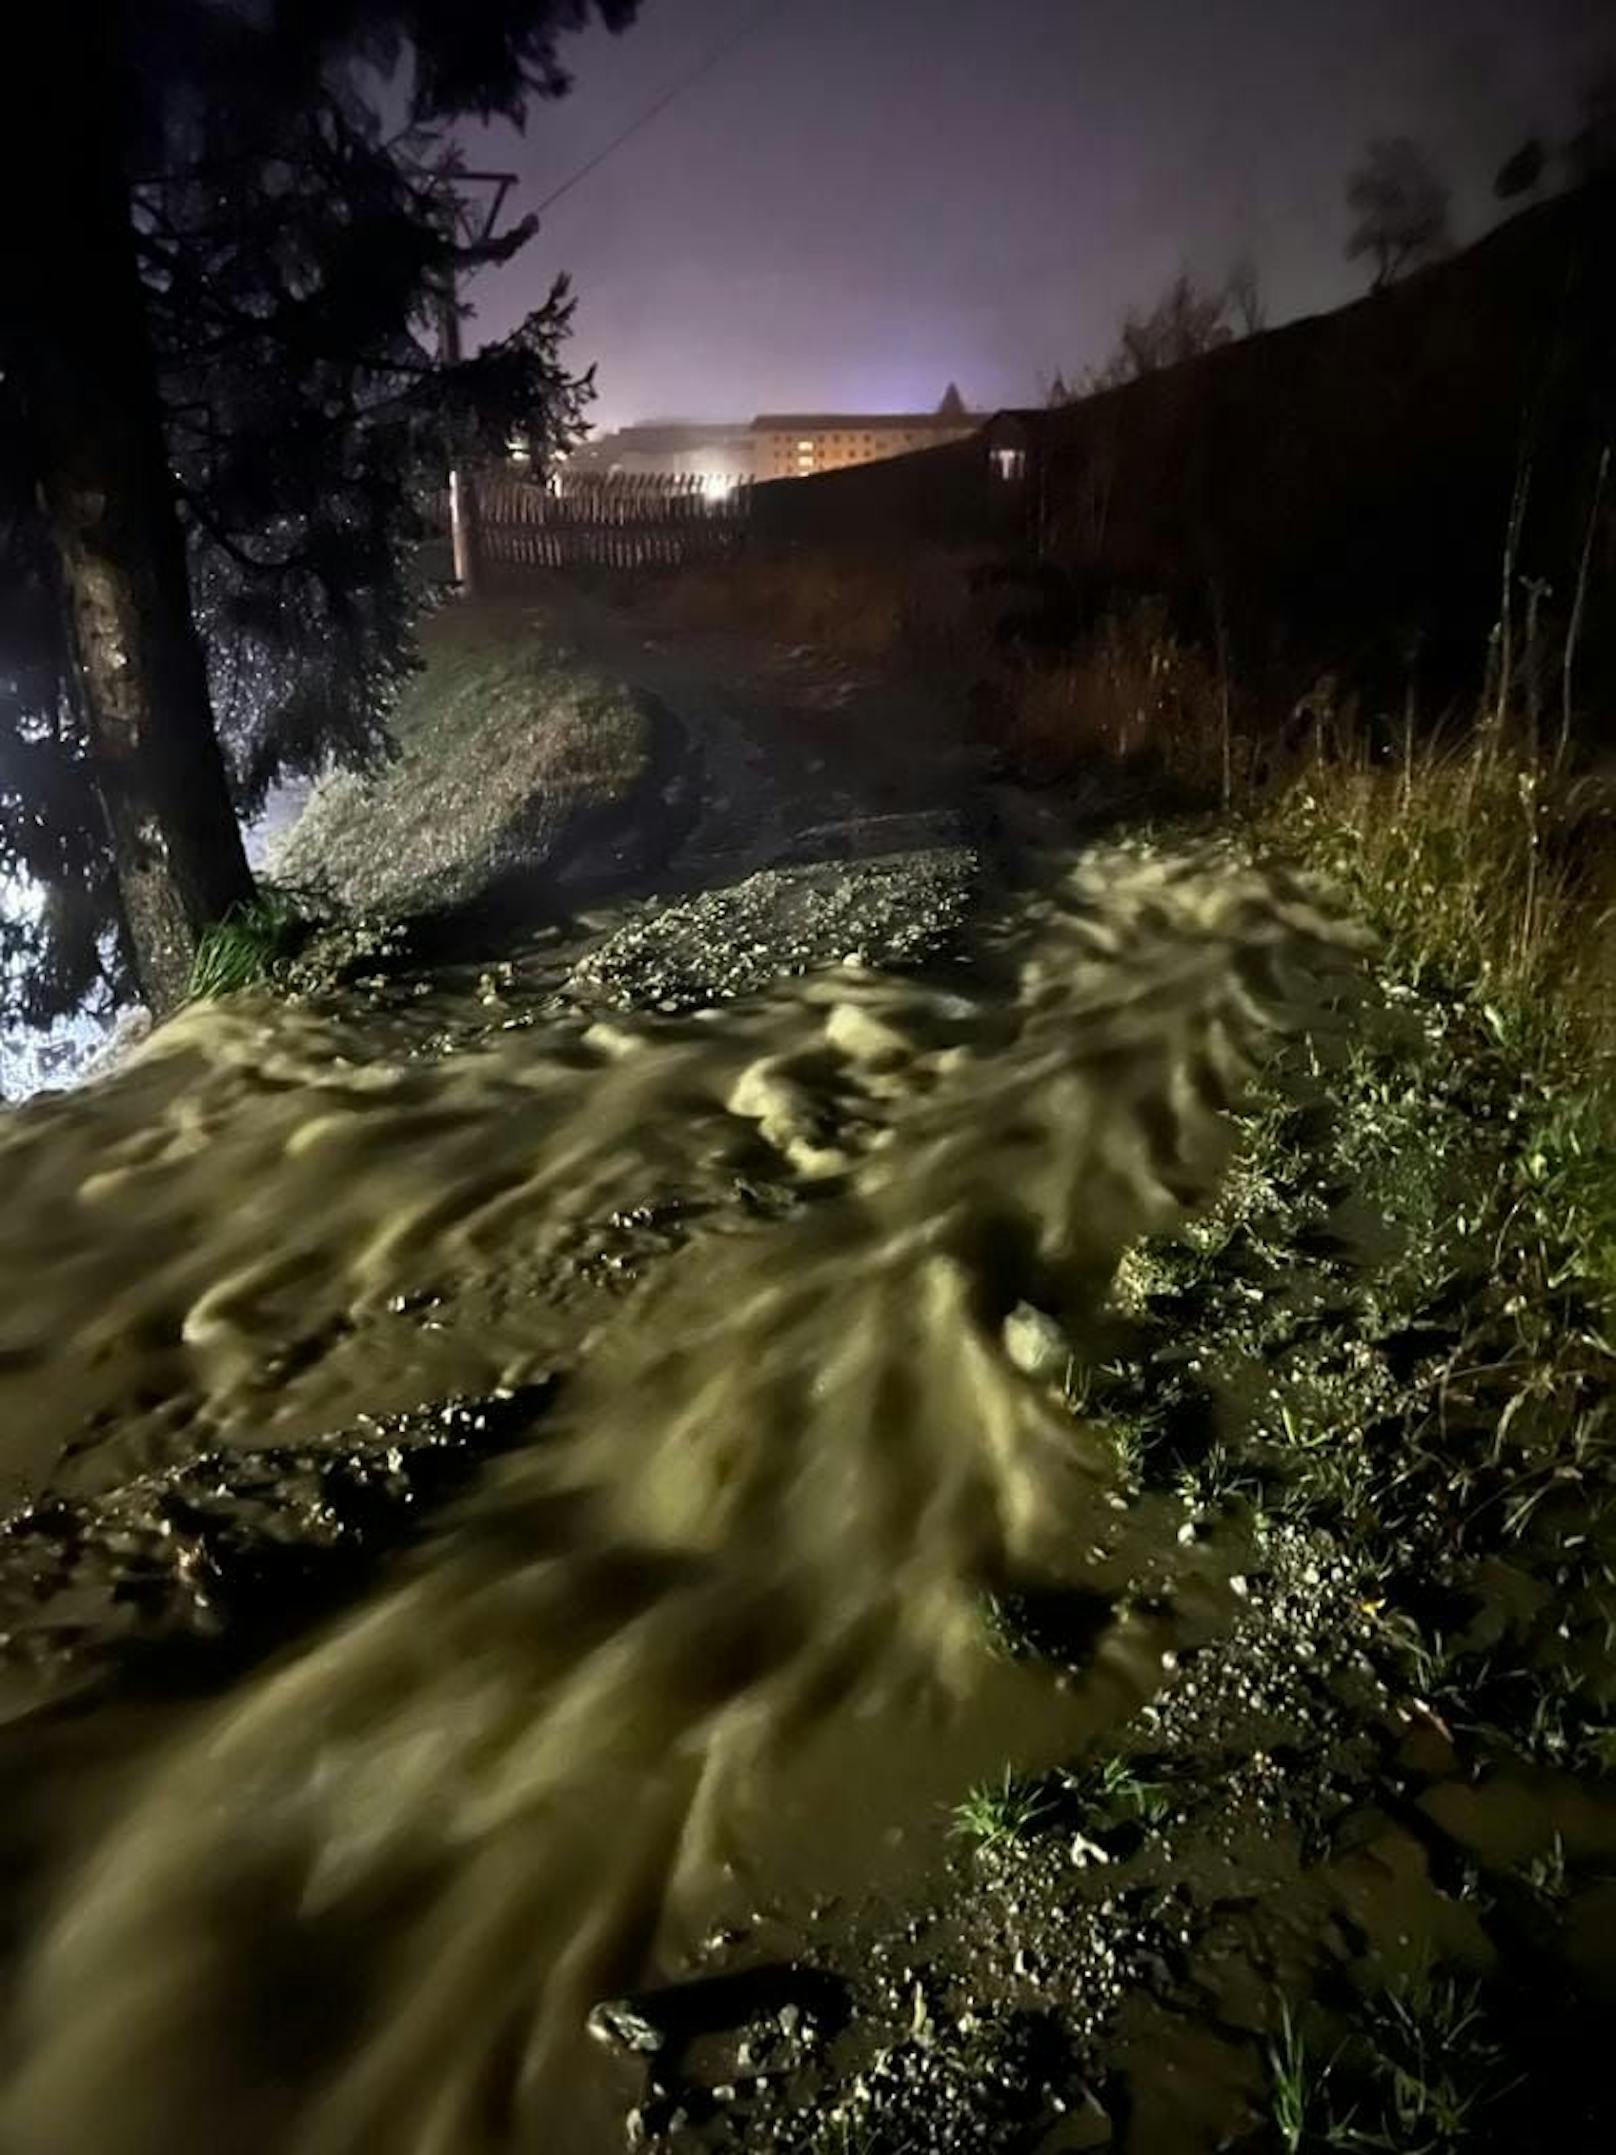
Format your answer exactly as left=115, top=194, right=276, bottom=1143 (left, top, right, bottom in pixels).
left=1, top=3, right=254, bottom=1013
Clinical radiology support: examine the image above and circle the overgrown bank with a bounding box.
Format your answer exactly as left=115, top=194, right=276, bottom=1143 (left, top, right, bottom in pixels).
left=269, top=600, right=680, bottom=922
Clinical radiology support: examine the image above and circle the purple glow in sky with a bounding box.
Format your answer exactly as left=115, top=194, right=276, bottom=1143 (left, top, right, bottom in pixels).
left=456, top=0, right=1610, bottom=431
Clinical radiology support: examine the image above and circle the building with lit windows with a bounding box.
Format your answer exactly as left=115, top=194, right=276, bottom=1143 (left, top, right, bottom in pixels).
left=750, top=385, right=977, bottom=479
left=559, top=421, right=755, bottom=484
left=549, top=388, right=980, bottom=487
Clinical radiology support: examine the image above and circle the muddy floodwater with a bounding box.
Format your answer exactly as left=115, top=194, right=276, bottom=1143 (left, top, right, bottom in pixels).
left=6, top=827, right=1610, bottom=2155
left=0, top=838, right=1369, bottom=2154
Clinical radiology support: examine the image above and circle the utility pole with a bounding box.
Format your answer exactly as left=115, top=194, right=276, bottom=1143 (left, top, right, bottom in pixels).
left=436, top=168, right=517, bottom=601
left=437, top=278, right=480, bottom=596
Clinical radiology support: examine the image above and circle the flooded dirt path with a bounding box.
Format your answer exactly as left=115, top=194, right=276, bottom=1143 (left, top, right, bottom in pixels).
left=3, top=604, right=1611, bottom=2155
left=0, top=798, right=1362, bottom=2153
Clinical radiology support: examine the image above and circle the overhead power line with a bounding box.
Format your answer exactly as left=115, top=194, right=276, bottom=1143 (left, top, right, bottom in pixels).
left=531, top=0, right=784, bottom=219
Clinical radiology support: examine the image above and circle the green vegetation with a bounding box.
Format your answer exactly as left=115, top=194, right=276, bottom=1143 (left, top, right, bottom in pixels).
left=1353, top=1973, right=1510, bottom=2151
left=1265, top=2001, right=1344, bottom=2153
left=187, top=890, right=310, bottom=999
left=1262, top=1976, right=1513, bottom=2154
left=950, top=1767, right=1056, bottom=1853
left=1271, top=742, right=1613, bottom=1063
left=3, top=1, right=605, bottom=1018
left=977, top=1591, right=1022, bottom=1662
left=1257, top=685, right=1614, bottom=1340
left=1059, top=1752, right=1170, bottom=1827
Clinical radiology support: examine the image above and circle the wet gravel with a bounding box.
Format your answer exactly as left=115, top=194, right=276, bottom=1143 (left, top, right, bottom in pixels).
left=562, top=846, right=980, bottom=1014
left=616, top=1516, right=1393, bottom=2155
left=0, top=1385, right=555, bottom=1707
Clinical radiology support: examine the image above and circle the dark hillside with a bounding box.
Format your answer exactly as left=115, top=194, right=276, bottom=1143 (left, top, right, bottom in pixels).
left=752, top=181, right=1615, bottom=714
left=1021, top=177, right=1615, bottom=694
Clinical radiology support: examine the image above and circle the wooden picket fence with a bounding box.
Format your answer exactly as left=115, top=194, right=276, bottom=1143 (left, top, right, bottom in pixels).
left=466, top=470, right=755, bottom=571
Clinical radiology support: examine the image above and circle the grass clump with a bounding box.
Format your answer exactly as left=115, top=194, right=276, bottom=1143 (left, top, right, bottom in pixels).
left=1351, top=1974, right=1508, bottom=2153
left=1265, top=2000, right=1351, bottom=2153
left=1059, top=1752, right=1170, bottom=1827
left=1277, top=736, right=1616, bottom=1325
left=1269, top=743, right=1615, bottom=1067
left=1001, top=600, right=1235, bottom=791
left=1261, top=732, right=1616, bottom=1336
left=1262, top=1975, right=1511, bottom=2154
left=977, top=1591, right=1024, bottom=1662
left=188, top=889, right=309, bottom=999
left=949, top=1767, right=1055, bottom=1853
left=648, top=546, right=988, bottom=681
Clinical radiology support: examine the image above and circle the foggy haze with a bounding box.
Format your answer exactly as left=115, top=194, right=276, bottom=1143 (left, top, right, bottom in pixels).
left=456, top=0, right=1612, bottom=430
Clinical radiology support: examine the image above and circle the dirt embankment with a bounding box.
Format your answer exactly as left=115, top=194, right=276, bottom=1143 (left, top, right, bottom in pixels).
left=269, top=601, right=693, bottom=921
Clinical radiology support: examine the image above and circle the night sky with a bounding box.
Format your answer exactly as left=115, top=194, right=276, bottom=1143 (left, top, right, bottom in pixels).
left=458, top=0, right=1611, bottom=431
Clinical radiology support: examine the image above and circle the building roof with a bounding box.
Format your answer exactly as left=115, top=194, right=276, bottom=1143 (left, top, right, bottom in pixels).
left=750, top=411, right=979, bottom=433
left=610, top=421, right=754, bottom=440
left=573, top=422, right=753, bottom=452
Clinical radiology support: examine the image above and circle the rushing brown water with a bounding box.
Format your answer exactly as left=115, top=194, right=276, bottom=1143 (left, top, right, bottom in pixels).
left=0, top=846, right=1361, bottom=2155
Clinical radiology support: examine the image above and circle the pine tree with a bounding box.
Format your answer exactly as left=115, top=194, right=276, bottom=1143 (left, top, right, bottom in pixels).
left=0, top=0, right=636, bottom=1020
left=3, top=11, right=256, bottom=1014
